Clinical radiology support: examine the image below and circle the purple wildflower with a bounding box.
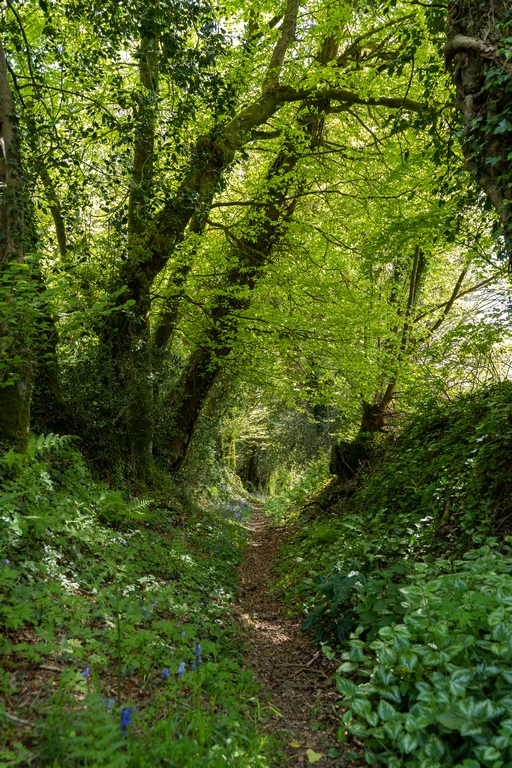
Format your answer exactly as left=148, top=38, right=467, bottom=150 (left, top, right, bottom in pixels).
left=161, top=667, right=170, bottom=679
left=107, top=698, right=115, bottom=711
left=180, top=631, right=186, bottom=638
left=142, top=608, right=150, bottom=618
left=178, top=661, right=186, bottom=678
left=4, top=559, right=9, bottom=565
left=152, top=601, right=158, bottom=610
left=81, top=666, right=90, bottom=679
left=120, top=707, right=135, bottom=737
left=193, top=642, right=202, bottom=663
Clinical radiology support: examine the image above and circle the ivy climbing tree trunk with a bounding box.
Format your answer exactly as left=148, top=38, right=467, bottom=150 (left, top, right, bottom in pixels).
left=164, top=126, right=308, bottom=469
left=445, top=0, right=512, bottom=256
left=164, top=36, right=339, bottom=471
left=0, top=38, right=31, bottom=452
left=97, top=32, right=160, bottom=477
left=124, top=33, right=159, bottom=477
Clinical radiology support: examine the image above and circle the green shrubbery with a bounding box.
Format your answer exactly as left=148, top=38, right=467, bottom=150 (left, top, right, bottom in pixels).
left=337, top=545, right=512, bottom=768
left=271, top=382, right=512, bottom=767
left=264, top=456, right=330, bottom=524
left=0, top=437, right=273, bottom=766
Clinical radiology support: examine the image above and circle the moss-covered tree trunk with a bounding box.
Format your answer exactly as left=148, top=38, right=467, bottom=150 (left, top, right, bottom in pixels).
left=164, top=39, right=338, bottom=471
left=0, top=38, right=31, bottom=452
left=445, top=0, right=512, bottom=256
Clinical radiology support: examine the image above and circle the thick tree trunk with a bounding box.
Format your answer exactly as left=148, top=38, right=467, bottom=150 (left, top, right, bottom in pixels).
left=124, top=35, right=159, bottom=477
left=360, top=380, right=398, bottom=435
left=445, top=1, right=512, bottom=257
left=0, top=38, right=31, bottom=452
left=166, top=105, right=331, bottom=470
left=95, top=35, right=159, bottom=477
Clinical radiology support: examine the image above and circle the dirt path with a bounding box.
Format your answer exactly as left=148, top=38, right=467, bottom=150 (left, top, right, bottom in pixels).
left=236, top=510, right=352, bottom=767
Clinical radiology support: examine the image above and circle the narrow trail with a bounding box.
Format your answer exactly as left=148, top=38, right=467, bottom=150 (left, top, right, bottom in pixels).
left=236, top=510, right=352, bottom=767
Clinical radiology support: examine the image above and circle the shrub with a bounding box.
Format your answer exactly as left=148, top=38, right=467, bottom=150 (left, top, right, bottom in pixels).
left=336, top=544, right=512, bottom=768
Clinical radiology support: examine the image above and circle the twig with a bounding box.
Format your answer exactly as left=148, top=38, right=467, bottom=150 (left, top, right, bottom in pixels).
left=3, top=712, right=35, bottom=727
left=293, top=651, right=324, bottom=676
left=39, top=664, right=62, bottom=672
left=280, top=661, right=324, bottom=675
left=301, top=501, right=326, bottom=511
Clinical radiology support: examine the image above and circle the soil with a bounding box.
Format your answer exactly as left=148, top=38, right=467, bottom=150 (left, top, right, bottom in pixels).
left=236, top=510, right=362, bottom=767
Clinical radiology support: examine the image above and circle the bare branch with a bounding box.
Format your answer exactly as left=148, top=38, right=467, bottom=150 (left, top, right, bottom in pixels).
left=262, top=0, right=300, bottom=92
left=413, top=273, right=502, bottom=326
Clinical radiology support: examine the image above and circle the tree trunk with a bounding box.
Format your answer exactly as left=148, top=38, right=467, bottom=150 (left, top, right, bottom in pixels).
left=445, top=1, right=512, bottom=257
left=0, top=38, right=31, bottom=452
left=97, top=34, right=159, bottom=477
left=359, top=380, right=398, bottom=435
left=166, top=102, right=330, bottom=470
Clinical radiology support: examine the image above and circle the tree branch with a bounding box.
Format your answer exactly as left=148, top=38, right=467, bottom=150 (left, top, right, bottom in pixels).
left=444, top=34, right=512, bottom=73
left=262, top=0, right=300, bottom=92
left=413, top=273, right=501, bottom=325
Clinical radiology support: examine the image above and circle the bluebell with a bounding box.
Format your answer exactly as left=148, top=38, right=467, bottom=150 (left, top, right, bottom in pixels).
left=120, top=708, right=135, bottom=737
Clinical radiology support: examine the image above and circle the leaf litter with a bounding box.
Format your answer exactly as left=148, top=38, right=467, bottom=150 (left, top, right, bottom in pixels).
left=236, top=509, right=364, bottom=766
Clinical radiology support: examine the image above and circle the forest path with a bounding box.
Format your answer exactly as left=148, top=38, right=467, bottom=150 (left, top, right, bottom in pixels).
left=235, top=509, right=351, bottom=767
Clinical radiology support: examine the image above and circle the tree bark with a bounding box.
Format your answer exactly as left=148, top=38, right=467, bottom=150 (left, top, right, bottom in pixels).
left=166, top=104, right=331, bottom=470
left=445, top=1, right=512, bottom=258
left=124, top=35, right=159, bottom=477
left=0, top=37, right=31, bottom=452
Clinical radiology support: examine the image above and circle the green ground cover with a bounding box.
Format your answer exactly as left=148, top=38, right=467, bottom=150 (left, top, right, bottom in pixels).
left=271, top=382, right=512, bottom=768
left=0, top=437, right=274, bottom=767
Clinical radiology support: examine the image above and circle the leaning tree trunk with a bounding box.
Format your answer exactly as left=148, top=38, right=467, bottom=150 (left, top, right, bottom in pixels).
left=164, top=37, right=339, bottom=472
left=445, top=1, right=512, bottom=258
left=164, top=135, right=306, bottom=470
left=0, top=38, right=31, bottom=452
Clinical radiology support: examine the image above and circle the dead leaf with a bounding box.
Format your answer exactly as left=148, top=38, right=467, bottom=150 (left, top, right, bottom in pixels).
left=289, top=742, right=301, bottom=748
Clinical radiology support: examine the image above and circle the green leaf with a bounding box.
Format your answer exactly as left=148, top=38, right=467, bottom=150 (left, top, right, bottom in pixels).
left=377, top=700, right=398, bottom=721
left=398, top=733, right=418, bottom=754
left=336, top=677, right=358, bottom=698
left=351, top=698, right=372, bottom=717
left=435, top=710, right=466, bottom=731
left=424, top=734, right=445, bottom=759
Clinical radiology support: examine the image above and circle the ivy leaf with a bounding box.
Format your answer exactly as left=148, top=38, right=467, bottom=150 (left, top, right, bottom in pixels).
left=494, top=119, right=512, bottom=134
left=306, top=749, right=323, bottom=763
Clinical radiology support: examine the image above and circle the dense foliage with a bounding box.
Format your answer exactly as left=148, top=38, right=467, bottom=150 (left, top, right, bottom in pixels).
left=0, top=439, right=272, bottom=766
left=2, top=0, right=512, bottom=765
left=1, top=0, right=510, bottom=475
left=272, top=381, right=512, bottom=766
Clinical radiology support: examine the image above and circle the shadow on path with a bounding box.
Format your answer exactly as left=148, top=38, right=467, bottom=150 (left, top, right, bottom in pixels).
left=236, top=509, right=354, bottom=767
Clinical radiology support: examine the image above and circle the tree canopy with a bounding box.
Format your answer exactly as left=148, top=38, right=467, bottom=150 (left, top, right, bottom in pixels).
left=1, top=0, right=511, bottom=477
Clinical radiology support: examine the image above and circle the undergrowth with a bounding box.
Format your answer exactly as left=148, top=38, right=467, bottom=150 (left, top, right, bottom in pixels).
left=0, top=436, right=273, bottom=767
left=270, top=382, right=512, bottom=767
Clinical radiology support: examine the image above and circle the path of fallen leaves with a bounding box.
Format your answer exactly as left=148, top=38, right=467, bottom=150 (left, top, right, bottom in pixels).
left=236, top=510, right=356, bottom=767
